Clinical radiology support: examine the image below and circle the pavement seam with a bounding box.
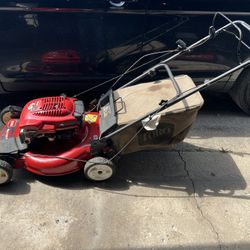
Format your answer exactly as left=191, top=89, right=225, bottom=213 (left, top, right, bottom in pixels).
left=161, top=148, right=248, bottom=157
left=178, top=151, right=222, bottom=250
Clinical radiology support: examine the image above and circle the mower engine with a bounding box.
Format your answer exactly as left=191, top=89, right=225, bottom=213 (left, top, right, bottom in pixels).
left=18, top=96, right=84, bottom=144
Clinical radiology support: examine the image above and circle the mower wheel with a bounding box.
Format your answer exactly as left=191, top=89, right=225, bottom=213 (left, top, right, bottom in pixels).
left=84, top=157, right=116, bottom=181
left=0, top=105, right=22, bottom=125
left=0, top=160, right=13, bottom=185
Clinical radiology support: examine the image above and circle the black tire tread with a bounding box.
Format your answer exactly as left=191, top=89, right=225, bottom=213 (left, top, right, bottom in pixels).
left=0, top=159, right=13, bottom=185
left=0, top=105, right=22, bottom=125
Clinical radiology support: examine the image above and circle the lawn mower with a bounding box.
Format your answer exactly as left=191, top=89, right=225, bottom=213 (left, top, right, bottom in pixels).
left=0, top=13, right=250, bottom=184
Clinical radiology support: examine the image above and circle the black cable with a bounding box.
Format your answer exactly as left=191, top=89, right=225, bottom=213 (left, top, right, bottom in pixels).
left=109, top=49, right=178, bottom=90
left=73, top=49, right=178, bottom=98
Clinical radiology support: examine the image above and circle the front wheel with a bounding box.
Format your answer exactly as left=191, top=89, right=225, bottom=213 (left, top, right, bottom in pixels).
left=230, top=69, right=250, bottom=115
left=84, top=157, right=116, bottom=181
left=0, top=160, right=13, bottom=185
left=0, top=105, right=23, bottom=125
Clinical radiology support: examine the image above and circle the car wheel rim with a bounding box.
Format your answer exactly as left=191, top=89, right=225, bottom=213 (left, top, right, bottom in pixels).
left=0, top=169, right=9, bottom=184
left=87, top=164, right=113, bottom=181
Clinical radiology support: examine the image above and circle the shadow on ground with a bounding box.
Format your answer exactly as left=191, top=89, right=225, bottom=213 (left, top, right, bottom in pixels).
left=0, top=142, right=247, bottom=200
left=0, top=93, right=249, bottom=198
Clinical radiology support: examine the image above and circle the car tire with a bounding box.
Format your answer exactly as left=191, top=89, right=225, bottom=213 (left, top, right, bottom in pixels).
left=84, top=157, right=116, bottom=181
left=230, top=69, right=250, bottom=115
left=0, top=160, right=13, bottom=185
left=0, top=105, right=22, bottom=125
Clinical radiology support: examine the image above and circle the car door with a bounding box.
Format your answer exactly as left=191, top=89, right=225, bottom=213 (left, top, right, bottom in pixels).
left=145, top=0, right=250, bottom=90
left=0, top=0, right=107, bottom=92
left=101, top=0, right=149, bottom=80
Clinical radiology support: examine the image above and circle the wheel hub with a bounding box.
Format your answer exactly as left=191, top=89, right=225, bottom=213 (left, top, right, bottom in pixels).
left=2, top=112, right=12, bottom=124
left=87, top=164, right=113, bottom=181
left=0, top=169, right=9, bottom=184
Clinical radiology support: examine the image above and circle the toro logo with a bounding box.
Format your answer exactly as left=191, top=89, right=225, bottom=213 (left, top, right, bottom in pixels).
left=138, top=123, right=174, bottom=145
left=28, top=100, right=41, bottom=112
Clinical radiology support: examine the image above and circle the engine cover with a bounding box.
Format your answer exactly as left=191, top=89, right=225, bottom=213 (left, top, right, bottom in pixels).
left=18, top=96, right=84, bottom=137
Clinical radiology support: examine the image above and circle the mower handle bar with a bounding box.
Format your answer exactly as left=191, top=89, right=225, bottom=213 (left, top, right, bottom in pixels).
left=100, top=19, right=250, bottom=141
left=115, top=19, right=250, bottom=94
left=161, top=20, right=250, bottom=65
left=101, top=58, right=250, bottom=141
left=120, top=63, right=181, bottom=96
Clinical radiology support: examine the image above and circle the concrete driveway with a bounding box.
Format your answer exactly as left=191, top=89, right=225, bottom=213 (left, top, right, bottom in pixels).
left=0, top=93, right=249, bottom=250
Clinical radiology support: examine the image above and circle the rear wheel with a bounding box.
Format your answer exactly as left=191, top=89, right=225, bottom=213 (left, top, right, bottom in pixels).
left=0, top=105, right=22, bottom=125
left=84, top=157, right=115, bottom=181
left=0, top=160, right=13, bottom=185
left=230, top=69, right=250, bottom=115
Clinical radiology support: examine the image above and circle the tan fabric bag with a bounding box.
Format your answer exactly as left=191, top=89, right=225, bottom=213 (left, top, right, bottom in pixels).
left=111, top=75, right=204, bottom=154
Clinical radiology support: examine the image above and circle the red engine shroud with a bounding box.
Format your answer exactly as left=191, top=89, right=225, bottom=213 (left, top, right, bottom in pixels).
left=18, top=96, right=81, bottom=134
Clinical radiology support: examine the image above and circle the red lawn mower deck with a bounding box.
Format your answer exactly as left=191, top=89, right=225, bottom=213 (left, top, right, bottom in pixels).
left=0, top=96, right=115, bottom=184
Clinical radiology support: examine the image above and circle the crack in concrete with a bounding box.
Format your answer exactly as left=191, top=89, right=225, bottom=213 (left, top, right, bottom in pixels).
left=178, top=151, right=222, bottom=250
left=160, top=148, right=249, bottom=157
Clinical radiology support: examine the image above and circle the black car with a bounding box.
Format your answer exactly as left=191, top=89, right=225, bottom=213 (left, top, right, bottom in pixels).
left=0, top=0, right=250, bottom=114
